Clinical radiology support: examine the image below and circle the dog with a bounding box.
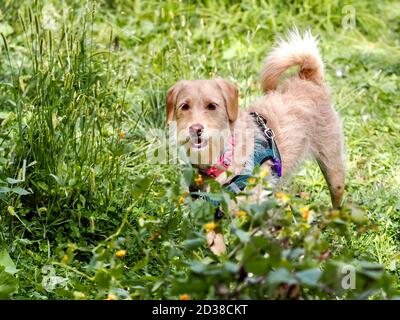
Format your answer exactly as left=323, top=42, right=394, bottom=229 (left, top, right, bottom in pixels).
left=166, top=30, right=345, bottom=254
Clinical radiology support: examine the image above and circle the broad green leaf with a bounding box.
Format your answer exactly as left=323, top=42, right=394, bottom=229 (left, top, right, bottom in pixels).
left=0, top=187, right=11, bottom=193
left=6, top=178, right=24, bottom=185
left=11, top=187, right=31, bottom=195
left=182, top=238, right=205, bottom=249
left=223, top=261, right=239, bottom=273
left=231, top=227, right=250, bottom=243
left=131, top=257, right=149, bottom=272
left=0, top=249, right=18, bottom=274
left=36, top=181, right=49, bottom=192
left=267, top=268, right=297, bottom=286
left=94, top=270, right=111, bottom=290
left=0, top=267, right=18, bottom=299
left=296, top=268, right=321, bottom=286
left=244, top=257, right=269, bottom=275
left=50, top=174, right=64, bottom=186
left=251, top=236, right=268, bottom=249
left=283, top=248, right=305, bottom=260
left=189, top=261, right=206, bottom=274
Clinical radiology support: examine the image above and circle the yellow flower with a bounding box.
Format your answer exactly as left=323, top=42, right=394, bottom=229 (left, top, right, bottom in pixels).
left=260, top=168, right=270, bottom=178
left=204, top=222, right=217, bottom=232
left=180, top=294, right=190, bottom=300
left=248, top=177, right=256, bottom=184
left=178, top=192, right=187, bottom=206
left=299, top=206, right=310, bottom=220
left=194, top=174, right=203, bottom=186
left=275, top=191, right=290, bottom=203
left=61, top=255, right=69, bottom=264
left=116, top=249, right=126, bottom=258
left=235, top=210, right=247, bottom=217
left=118, top=130, right=126, bottom=139
left=106, top=293, right=117, bottom=300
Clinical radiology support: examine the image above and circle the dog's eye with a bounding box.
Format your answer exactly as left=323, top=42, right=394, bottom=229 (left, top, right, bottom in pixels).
left=179, top=103, right=190, bottom=111
left=206, top=103, right=217, bottom=111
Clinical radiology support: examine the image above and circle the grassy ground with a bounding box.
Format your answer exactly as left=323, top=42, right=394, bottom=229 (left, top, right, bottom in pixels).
left=0, top=0, right=399, bottom=299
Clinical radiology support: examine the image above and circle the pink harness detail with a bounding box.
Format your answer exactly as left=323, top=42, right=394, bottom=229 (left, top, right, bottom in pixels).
left=202, top=136, right=236, bottom=178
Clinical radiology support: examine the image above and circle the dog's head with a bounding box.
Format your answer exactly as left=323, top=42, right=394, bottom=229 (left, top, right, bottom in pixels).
left=166, top=78, right=238, bottom=165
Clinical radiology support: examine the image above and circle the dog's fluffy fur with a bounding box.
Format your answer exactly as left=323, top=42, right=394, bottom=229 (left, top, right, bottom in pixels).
left=166, top=30, right=345, bottom=254
left=255, top=29, right=345, bottom=208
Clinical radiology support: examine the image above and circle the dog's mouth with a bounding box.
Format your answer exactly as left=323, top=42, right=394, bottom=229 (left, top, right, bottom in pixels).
left=190, top=136, right=208, bottom=150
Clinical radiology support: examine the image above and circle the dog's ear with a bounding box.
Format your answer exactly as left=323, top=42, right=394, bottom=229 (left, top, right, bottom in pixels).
left=214, top=78, right=238, bottom=122
left=166, top=81, right=186, bottom=126
left=166, top=83, right=178, bottom=126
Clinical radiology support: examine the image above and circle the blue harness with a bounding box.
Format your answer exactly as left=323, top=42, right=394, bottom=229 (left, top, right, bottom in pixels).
left=224, top=112, right=282, bottom=193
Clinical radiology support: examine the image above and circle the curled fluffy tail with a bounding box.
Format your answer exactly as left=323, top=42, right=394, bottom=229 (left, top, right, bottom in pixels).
left=261, top=29, right=324, bottom=92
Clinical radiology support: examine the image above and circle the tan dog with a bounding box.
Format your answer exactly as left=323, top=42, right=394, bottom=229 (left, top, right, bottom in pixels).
left=166, top=30, right=345, bottom=254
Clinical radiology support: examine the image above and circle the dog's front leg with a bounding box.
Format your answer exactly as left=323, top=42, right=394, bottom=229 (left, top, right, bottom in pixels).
left=206, top=182, right=269, bottom=256
left=205, top=198, right=239, bottom=255
left=206, top=230, right=226, bottom=255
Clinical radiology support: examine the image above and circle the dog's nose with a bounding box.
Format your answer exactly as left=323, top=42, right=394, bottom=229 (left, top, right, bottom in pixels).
left=189, top=123, right=204, bottom=137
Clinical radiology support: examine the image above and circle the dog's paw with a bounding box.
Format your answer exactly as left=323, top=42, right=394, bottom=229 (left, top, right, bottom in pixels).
left=206, top=231, right=226, bottom=255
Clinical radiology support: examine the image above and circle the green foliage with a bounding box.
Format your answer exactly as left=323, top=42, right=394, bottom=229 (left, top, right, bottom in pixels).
left=0, top=250, right=19, bottom=299
left=0, top=0, right=399, bottom=299
left=0, top=266, right=19, bottom=299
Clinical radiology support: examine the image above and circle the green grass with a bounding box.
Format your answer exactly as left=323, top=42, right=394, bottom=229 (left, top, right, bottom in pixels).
left=0, top=0, right=399, bottom=299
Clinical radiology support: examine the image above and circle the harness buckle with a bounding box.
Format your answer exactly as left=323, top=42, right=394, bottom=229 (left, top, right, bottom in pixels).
left=252, top=112, right=274, bottom=140
left=264, top=128, right=275, bottom=139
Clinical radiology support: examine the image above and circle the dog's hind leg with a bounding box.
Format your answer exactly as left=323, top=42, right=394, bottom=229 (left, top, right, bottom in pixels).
left=315, top=144, right=345, bottom=209
left=317, top=150, right=345, bottom=209
left=318, top=158, right=345, bottom=209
